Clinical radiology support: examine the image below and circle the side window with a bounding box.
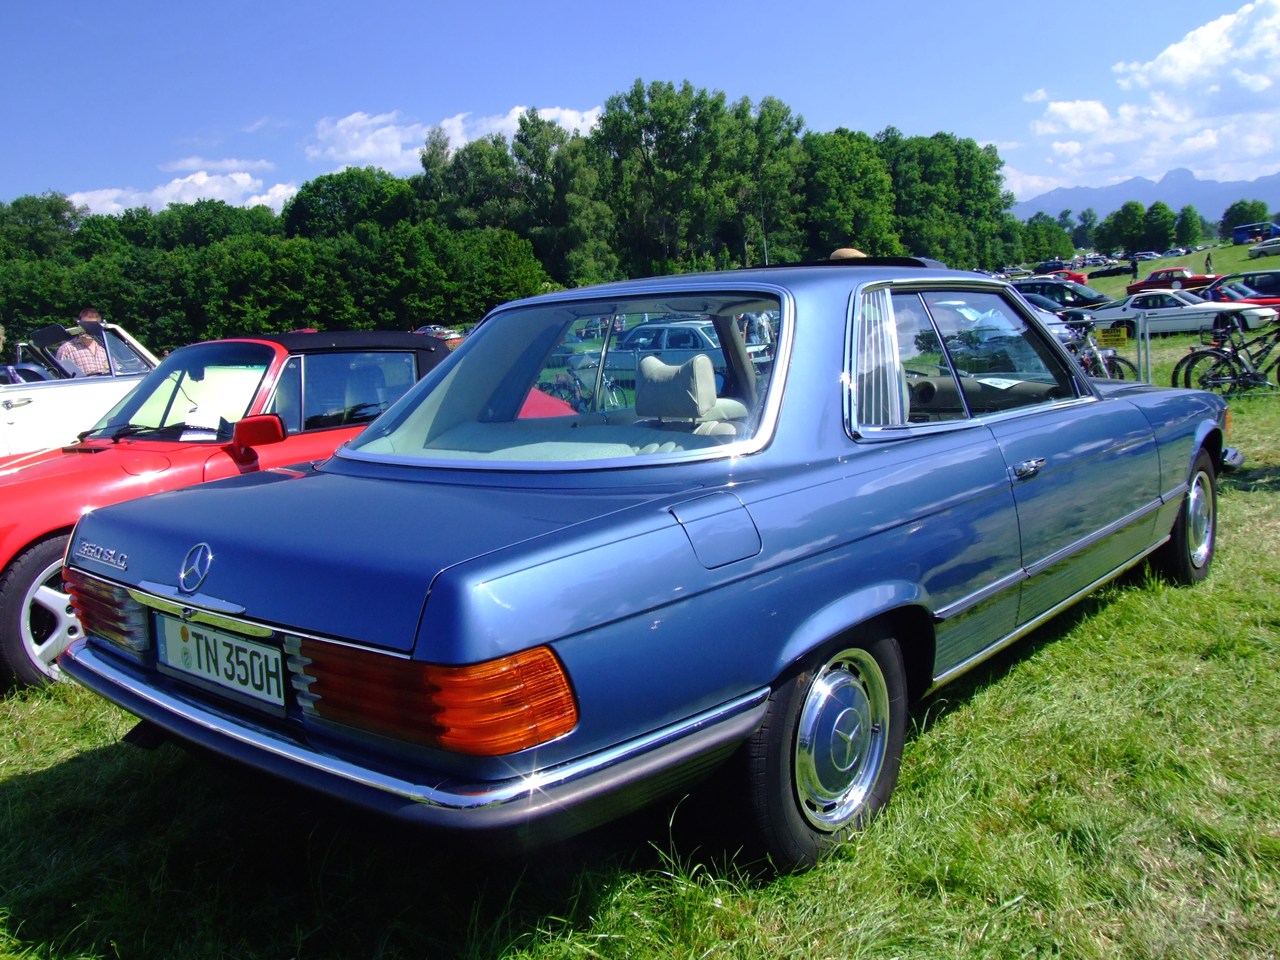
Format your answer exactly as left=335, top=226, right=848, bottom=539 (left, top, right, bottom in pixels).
left=266, top=357, right=303, bottom=434
left=300, top=351, right=419, bottom=430
left=667, top=329, right=699, bottom=349
left=923, top=291, right=1078, bottom=416
left=892, top=291, right=968, bottom=423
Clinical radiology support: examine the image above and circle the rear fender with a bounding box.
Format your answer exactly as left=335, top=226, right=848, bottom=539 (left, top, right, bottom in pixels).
left=771, top=579, right=931, bottom=682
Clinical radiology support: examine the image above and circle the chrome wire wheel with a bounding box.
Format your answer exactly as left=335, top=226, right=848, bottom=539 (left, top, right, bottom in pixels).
left=792, top=647, right=890, bottom=830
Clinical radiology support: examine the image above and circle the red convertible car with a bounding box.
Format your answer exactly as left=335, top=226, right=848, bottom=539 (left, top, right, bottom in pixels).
left=0, top=330, right=448, bottom=685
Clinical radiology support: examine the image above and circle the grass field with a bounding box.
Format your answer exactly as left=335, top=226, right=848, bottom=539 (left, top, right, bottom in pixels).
left=1, top=248, right=1277, bottom=959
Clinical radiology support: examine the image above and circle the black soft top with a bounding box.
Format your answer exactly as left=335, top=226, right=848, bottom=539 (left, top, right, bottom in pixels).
left=251, top=330, right=448, bottom=354
left=206, top=330, right=452, bottom=375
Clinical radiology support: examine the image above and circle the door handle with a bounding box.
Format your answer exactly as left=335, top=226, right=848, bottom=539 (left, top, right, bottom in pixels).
left=2, top=397, right=33, bottom=410
left=1013, top=457, right=1047, bottom=479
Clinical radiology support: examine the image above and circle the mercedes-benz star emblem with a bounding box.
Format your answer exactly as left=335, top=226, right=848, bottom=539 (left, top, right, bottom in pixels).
left=178, top=543, right=214, bottom=594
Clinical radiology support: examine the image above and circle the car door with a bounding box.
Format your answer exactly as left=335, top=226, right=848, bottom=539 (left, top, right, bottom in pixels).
left=856, top=289, right=1024, bottom=676
left=922, top=290, right=1162, bottom=624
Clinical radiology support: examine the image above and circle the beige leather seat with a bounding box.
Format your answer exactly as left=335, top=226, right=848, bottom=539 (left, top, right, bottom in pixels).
left=635, top=355, right=747, bottom=437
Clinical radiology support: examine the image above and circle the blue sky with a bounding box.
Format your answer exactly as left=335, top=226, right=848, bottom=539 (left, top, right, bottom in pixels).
left=4, top=0, right=1278, bottom=214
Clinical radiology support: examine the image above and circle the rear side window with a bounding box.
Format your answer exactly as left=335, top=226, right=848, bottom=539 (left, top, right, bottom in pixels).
left=850, top=287, right=1080, bottom=433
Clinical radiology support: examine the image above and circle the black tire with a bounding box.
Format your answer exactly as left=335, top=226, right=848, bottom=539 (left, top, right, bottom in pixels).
left=744, top=628, right=907, bottom=871
left=1152, top=449, right=1216, bottom=585
left=1103, top=356, right=1140, bottom=379
left=0, top=534, right=76, bottom=686
left=1170, top=352, right=1198, bottom=388
left=1182, top=350, right=1245, bottom=394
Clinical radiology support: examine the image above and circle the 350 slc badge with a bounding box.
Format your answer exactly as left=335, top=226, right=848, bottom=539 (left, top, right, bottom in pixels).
left=75, top=539, right=128, bottom=571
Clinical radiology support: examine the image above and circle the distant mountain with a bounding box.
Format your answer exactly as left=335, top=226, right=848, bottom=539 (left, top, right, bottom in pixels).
left=1009, top=168, right=1280, bottom=223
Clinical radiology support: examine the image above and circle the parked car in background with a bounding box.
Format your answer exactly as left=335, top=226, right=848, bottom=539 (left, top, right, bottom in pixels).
left=1199, top=270, right=1280, bottom=298
left=413, top=324, right=465, bottom=349
left=1011, top=277, right=1110, bottom=310
left=1088, top=263, right=1132, bottom=279
left=1046, top=268, right=1088, bottom=285
left=1034, top=258, right=1068, bottom=273
left=1248, top=237, right=1280, bottom=258
left=62, top=259, right=1236, bottom=872
left=1125, top=266, right=1218, bottom=295
left=1093, top=289, right=1277, bottom=336
left=1013, top=291, right=1075, bottom=343
left=603, top=318, right=769, bottom=383
left=0, top=330, right=449, bottom=685
left=1197, top=281, right=1280, bottom=308
left=1, top=319, right=159, bottom=457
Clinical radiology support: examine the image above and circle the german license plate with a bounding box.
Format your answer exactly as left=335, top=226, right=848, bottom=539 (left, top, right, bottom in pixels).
left=156, top=615, right=286, bottom=709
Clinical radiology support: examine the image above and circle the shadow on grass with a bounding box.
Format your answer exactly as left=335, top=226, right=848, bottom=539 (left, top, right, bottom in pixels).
left=0, top=734, right=687, bottom=959
left=1221, top=459, right=1280, bottom=493
left=0, top=571, right=1165, bottom=958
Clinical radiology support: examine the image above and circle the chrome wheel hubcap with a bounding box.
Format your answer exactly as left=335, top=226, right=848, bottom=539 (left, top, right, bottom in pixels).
left=793, top=647, right=889, bottom=830
left=1186, top=469, right=1214, bottom=569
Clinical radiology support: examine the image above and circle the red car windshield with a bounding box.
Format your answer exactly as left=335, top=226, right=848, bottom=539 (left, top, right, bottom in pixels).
left=82, top=341, right=275, bottom=442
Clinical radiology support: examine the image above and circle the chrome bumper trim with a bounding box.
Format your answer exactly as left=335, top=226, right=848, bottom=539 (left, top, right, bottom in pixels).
left=62, top=638, right=768, bottom=822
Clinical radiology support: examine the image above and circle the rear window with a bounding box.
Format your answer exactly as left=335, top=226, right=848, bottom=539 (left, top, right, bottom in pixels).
left=348, top=293, right=782, bottom=468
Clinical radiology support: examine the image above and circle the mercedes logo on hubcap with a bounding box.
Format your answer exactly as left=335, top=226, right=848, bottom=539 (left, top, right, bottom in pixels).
left=178, top=543, right=214, bottom=594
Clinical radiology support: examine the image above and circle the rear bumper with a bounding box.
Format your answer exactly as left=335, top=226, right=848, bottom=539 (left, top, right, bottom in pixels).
left=61, top=638, right=769, bottom=847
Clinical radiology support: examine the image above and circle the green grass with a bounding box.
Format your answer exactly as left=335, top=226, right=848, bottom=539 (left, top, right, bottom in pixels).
left=2, top=291, right=1278, bottom=958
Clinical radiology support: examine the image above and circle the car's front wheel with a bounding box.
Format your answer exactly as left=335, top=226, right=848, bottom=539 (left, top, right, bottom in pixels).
left=744, top=629, right=907, bottom=871
left=0, top=534, right=76, bottom=685
left=1152, top=449, right=1216, bottom=585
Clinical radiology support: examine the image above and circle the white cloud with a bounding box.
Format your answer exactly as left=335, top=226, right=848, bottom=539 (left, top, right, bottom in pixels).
left=1001, top=165, right=1069, bottom=199
left=69, top=103, right=603, bottom=215
left=1031, top=100, right=1112, bottom=136
left=160, top=156, right=275, bottom=174
left=70, top=170, right=297, bottom=215
left=308, top=105, right=604, bottom=176
left=1017, top=0, right=1280, bottom=197
left=305, top=110, right=434, bottom=174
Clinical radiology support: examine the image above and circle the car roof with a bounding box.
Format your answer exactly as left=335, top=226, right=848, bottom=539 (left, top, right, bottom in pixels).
left=499, top=257, right=965, bottom=308
left=211, top=330, right=451, bottom=355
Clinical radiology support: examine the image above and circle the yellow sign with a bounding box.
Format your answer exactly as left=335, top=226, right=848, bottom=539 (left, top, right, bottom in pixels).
left=1095, top=328, right=1127, bottom=347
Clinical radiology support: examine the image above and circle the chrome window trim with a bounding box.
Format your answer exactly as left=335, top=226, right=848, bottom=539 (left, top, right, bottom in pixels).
left=336, top=283, right=796, bottom=472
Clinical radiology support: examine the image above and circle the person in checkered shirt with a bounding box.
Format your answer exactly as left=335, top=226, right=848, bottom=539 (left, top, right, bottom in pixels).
left=55, top=307, right=111, bottom=375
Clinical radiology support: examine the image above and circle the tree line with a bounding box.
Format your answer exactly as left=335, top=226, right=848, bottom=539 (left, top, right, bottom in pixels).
left=2, top=78, right=1276, bottom=352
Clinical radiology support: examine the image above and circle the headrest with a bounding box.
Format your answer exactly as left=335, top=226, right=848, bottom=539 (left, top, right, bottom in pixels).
left=636, top=354, right=716, bottom=420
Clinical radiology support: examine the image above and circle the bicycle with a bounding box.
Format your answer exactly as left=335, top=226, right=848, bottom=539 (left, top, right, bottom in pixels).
left=1064, top=321, right=1139, bottom=379
left=1171, top=315, right=1280, bottom=395
left=537, top=355, right=625, bottom=413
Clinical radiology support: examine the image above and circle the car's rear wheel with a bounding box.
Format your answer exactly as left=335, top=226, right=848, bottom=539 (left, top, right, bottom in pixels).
left=1152, top=449, right=1216, bottom=585
left=0, top=534, right=76, bottom=685
left=744, top=629, right=906, bottom=871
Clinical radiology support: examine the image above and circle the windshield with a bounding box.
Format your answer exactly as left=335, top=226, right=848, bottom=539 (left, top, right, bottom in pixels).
left=84, top=341, right=274, bottom=442
left=347, top=292, right=782, bottom=467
